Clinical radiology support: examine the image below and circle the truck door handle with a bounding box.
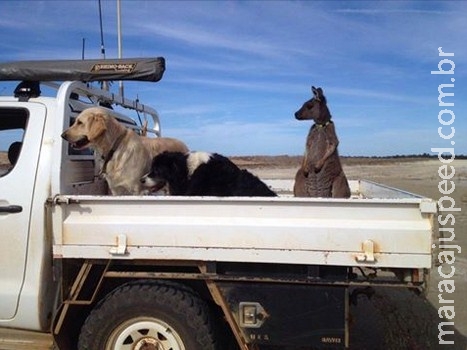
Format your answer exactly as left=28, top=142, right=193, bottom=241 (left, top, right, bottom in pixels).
left=0, top=205, right=23, bottom=213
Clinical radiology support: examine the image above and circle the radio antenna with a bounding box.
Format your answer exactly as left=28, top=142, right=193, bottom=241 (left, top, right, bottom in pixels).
left=117, top=0, right=124, bottom=97
left=81, top=38, right=86, bottom=60
left=98, top=0, right=108, bottom=90
left=98, top=0, right=106, bottom=59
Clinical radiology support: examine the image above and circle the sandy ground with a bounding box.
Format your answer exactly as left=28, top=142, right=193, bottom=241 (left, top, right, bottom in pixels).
left=237, top=157, right=467, bottom=349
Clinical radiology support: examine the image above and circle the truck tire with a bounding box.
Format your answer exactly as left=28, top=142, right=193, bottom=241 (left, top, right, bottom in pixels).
left=78, top=280, right=218, bottom=350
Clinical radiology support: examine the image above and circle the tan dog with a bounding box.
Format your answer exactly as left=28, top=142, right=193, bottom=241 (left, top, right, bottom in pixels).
left=61, top=107, right=152, bottom=195
left=141, top=136, right=189, bottom=157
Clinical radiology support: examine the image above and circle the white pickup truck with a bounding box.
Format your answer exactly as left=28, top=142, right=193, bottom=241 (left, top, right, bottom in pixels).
left=0, top=58, right=437, bottom=350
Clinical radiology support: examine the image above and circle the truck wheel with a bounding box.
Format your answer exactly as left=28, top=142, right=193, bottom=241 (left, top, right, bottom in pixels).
left=78, top=280, right=218, bottom=350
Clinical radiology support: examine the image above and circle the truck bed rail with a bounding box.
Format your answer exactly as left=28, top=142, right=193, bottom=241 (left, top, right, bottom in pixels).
left=51, top=180, right=436, bottom=269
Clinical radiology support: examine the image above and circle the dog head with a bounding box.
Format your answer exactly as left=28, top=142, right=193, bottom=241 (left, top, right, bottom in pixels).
left=140, top=152, right=189, bottom=194
left=61, top=107, right=111, bottom=150
left=294, top=86, right=330, bottom=124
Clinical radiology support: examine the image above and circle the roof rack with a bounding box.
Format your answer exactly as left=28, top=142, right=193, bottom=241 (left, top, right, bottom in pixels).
left=0, top=57, right=165, bottom=82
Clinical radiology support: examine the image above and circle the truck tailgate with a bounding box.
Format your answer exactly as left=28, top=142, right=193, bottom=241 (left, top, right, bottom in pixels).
left=51, top=181, right=437, bottom=269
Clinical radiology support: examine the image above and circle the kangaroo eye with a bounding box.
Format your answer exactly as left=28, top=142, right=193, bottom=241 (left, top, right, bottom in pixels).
left=76, top=120, right=83, bottom=125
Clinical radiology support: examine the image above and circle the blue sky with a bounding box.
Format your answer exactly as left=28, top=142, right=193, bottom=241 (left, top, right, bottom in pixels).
left=0, top=0, right=465, bottom=156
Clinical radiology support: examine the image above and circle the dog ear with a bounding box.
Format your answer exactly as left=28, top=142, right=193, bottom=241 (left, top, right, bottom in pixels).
left=87, top=113, right=107, bottom=141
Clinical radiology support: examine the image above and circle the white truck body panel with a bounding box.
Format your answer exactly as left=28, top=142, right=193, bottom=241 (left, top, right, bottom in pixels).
left=52, top=180, right=436, bottom=269
left=0, top=101, right=55, bottom=330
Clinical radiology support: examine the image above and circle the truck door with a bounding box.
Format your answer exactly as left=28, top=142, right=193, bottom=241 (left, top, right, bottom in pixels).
left=0, top=104, right=46, bottom=319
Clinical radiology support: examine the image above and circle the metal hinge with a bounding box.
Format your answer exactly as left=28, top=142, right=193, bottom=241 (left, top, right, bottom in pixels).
left=48, top=195, right=81, bottom=205
left=109, top=234, right=127, bottom=256
left=355, top=239, right=376, bottom=263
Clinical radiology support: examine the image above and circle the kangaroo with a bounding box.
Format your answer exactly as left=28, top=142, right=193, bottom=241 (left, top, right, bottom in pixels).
left=294, top=86, right=350, bottom=198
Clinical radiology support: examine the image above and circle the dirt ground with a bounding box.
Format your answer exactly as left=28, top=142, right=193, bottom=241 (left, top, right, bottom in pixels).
left=234, top=156, right=467, bottom=349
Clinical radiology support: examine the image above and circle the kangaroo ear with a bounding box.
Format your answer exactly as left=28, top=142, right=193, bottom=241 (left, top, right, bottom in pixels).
left=88, top=114, right=107, bottom=141
left=311, top=86, right=321, bottom=101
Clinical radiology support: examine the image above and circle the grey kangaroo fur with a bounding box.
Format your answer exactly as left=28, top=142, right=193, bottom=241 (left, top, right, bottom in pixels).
left=294, top=86, right=350, bottom=198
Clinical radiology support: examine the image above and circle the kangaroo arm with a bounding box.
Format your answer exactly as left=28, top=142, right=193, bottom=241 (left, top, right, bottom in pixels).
left=316, top=124, right=339, bottom=170
left=301, top=149, right=309, bottom=175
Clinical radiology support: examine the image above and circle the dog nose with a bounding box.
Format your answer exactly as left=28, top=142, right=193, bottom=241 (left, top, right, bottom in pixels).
left=61, top=131, right=68, bottom=140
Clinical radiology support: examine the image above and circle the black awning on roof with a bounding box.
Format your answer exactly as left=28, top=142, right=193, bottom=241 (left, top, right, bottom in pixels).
left=0, top=57, right=165, bottom=82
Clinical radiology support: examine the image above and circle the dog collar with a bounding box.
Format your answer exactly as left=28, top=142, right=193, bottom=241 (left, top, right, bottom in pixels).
left=99, top=131, right=126, bottom=176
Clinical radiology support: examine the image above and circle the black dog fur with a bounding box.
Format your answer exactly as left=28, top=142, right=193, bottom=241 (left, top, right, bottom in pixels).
left=141, top=151, right=277, bottom=197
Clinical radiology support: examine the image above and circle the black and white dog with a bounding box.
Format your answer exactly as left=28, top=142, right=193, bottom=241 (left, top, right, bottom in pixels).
left=140, top=151, right=277, bottom=197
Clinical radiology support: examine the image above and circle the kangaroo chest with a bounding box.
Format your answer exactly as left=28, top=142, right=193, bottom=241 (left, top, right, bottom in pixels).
left=306, top=125, right=331, bottom=163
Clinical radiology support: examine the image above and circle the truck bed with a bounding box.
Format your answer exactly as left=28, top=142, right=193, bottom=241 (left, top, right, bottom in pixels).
left=51, top=180, right=436, bottom=269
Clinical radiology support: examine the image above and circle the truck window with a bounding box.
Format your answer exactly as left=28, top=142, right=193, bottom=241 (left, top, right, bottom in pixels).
left=0, top=108, right=27, bottom=176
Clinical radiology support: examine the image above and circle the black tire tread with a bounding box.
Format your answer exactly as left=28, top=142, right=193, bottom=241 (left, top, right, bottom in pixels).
left=78, top=280, right=218, bottom=350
